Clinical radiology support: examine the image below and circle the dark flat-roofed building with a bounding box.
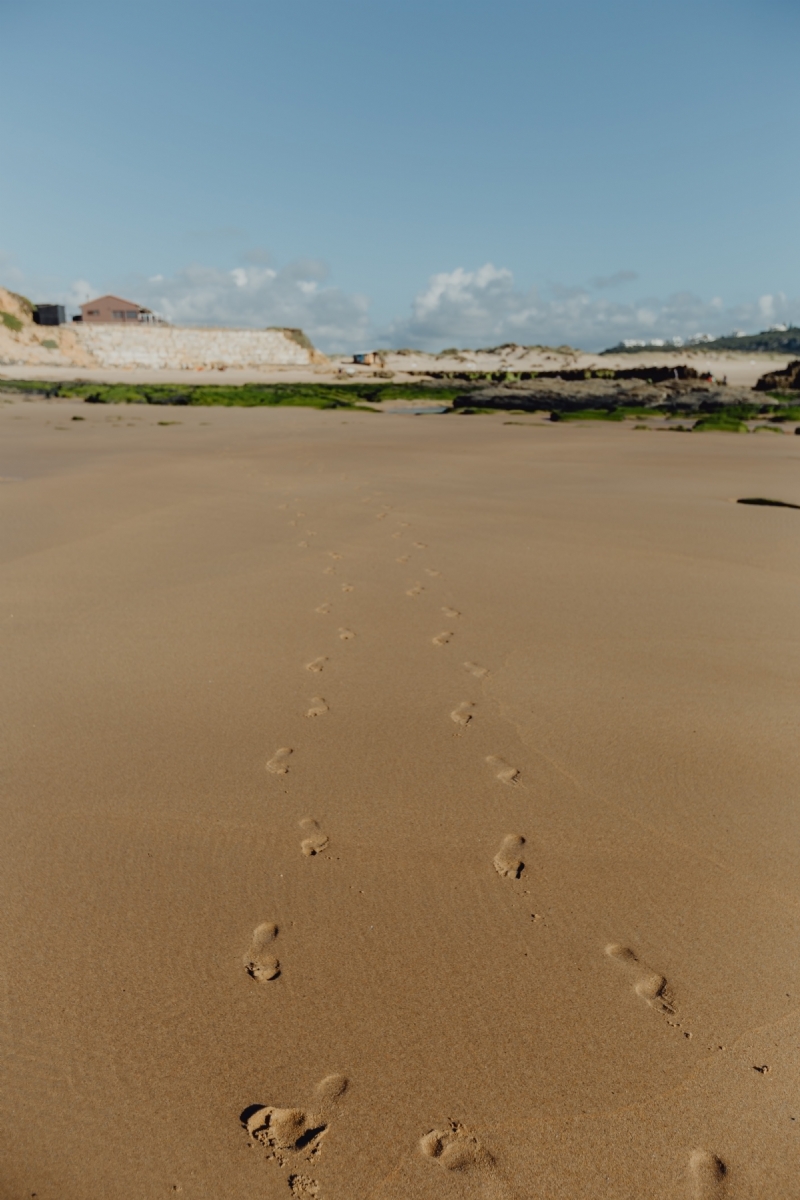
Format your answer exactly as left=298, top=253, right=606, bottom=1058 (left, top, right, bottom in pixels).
left=33, top=304, right=66, bottom=326
left=79, top=294, right=155, bottom=324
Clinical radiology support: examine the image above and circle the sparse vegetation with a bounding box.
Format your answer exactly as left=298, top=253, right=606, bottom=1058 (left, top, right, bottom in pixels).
left=0, top=379, right=465, bottom=409
left=1, top=311, right=23, bottom=332
left=267, top=327, right=315, bottom=352
left=692, top=414, right=748, bottom=432
left=8, top=291, right=34, bottom=317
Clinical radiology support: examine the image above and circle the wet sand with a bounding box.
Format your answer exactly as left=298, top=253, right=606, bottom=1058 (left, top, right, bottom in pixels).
left=2, top=400, right=800, bottom=1199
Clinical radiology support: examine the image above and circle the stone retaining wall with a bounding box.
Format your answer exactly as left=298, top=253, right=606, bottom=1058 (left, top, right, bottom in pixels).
left=74, top=324, right=313, bottom=369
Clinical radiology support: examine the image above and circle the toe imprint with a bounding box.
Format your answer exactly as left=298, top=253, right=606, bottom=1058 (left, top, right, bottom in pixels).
left=305, top=697, right=329, bottom=718
left=486, top=755, right=520, bottom=784
left=266, top=747, right=293, bottom=775
left=288, top=1174, right=319, bottom=1198
left=432, top=631, right=453, bottom=646
left=688, top=1150, right=727, bottom=1198
left=464, top=661, right=489, bottom=678
left=300, top=818, right=329, bottom=856
left=306, top=657, right=328, bottom=672
left=244, top=922, right=280, bottom=981
left=493, top=834, right=525, bottom=878
left=451, top=701, right=475, bottom=726
left=605, top=944, right=676, bottom=1014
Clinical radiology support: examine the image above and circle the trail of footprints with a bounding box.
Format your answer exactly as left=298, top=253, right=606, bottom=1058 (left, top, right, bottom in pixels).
left=246, top=496, right=716, bottom=1195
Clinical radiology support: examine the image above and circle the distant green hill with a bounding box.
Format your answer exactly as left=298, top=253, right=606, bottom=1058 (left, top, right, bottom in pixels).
left=603, top=328, right=800, bottom=355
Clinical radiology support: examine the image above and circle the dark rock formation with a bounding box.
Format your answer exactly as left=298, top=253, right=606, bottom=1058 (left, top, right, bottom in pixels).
left=754, top=360, right=800, bottom=392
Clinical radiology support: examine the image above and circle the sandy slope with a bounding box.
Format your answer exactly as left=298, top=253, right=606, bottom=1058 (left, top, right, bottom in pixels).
left=2, top=401, right=800, bottom=1199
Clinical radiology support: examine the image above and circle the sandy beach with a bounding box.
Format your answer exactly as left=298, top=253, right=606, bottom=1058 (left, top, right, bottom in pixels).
left=3, top=399, right=800, bottom=1199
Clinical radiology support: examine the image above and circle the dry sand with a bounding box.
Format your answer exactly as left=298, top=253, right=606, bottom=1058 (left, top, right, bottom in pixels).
left=2, top=400, right=800, bottom=1199
left=1, top=346, right=795, bottom=390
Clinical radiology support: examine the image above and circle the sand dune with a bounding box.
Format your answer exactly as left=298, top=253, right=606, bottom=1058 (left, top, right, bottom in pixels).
left=2, top=399, right=800, bottom=1198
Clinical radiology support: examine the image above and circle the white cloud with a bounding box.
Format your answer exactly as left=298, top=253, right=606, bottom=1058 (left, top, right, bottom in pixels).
left=382, top=265, right=800, bottom=351
left=65, top=278, right=97, bottom=306
left=129, top=260, right=370, bottom=352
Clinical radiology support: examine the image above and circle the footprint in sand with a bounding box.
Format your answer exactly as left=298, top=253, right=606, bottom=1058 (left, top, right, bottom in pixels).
left=688, top=1150, right=727, bottom=1199
left=413, top=542, right=427, bottom=549
left=391, top=531, right=403, bottom=539
left=315, top=603, right=331, bottom=615
left=432, top=631, right=454, bottom=646
left=604, top=944, right=676, bottom=1015
left=305, top=697, right=329, bottom=718
left=425, top=568, right=441, bottom=578
left=300, top=818, right=329, bottom=856
left=306, top=657, right=328, bottom=673
left=338, top=627, right=355, bottom=640
left=396, top=555, right=410, bottom=564
left=420, top=1121, right=514, bottom=1198
left=493, top=835, right=525, bottom=878
left=328, top=552, right=343, bottom=560
left=442, top=606, right=461, bottom=618
left=242, top=1073, right=349, bottom=1182
left=376, top=512, right=388, bottom=520
left=266, top=748, right=293, bottom=775
left=464, top=661, right=489, bottom=678
left=451, top=701, right=475, bottom=726
left=244, top=922, right=280, bottom=981
left=485, top=755, right=520, bottom=784
left=298, top=541, right=309, bottom=548
left=341, top=583, right=354, bottom=593
left=406, top=583, right=424, bottom=597
left=322, top=567, right=335, bottom=575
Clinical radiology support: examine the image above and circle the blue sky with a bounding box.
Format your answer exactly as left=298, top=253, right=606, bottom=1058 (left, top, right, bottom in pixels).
left=1, top=0, right=799, bottom=351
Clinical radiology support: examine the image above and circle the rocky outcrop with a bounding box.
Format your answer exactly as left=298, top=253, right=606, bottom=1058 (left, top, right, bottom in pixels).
left=425, top=364, right=699, bottom=384
left=754, top=360, right=800, bottom=392
left=451, top=378, right=755, bottom=413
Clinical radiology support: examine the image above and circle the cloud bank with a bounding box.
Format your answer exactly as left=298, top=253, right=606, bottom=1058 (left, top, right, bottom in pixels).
left=5, top=249, right=800, bottom=353
left=381, top=264, right=800, bottom=352
left=132, top=261, right=371, bottom=352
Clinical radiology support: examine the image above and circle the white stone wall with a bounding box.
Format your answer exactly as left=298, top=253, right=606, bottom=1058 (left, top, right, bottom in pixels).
left=74, top=324, right=312, bottom=369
